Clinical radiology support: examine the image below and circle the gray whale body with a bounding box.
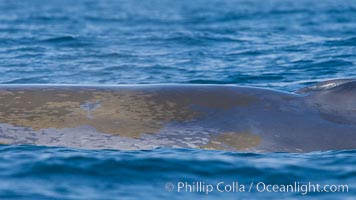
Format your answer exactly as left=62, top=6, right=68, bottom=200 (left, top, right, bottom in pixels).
left=0, top=78, right=355, bottom=152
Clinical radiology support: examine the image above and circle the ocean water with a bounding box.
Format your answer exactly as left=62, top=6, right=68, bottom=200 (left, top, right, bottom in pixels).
left=0, top=0, right=355, bottom=199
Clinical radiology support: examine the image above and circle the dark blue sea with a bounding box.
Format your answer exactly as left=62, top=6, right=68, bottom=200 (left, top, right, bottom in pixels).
left=0, top=0, right=355, bottom=199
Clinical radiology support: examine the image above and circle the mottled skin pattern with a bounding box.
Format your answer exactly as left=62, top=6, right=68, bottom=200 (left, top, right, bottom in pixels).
left=0, top=79, right=355, bottom=152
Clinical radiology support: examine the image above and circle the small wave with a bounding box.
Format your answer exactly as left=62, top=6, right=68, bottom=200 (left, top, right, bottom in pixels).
left=144, top=31, right=245, bottom=46
left=188, top=74, right=285, bottom=85
left=40, top=36, right=91, bottom=47
left=1, top=76, right=49, bottom=84
left=41, top=36, right=77, bottom=43
left=305, top=60, right=353, bottom=69
left=325, top=37, right=356, bottom=47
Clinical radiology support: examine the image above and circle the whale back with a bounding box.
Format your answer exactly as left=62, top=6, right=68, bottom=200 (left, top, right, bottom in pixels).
left=296, top=78, right=356, bottom=94
left=299, top=79, right=356, bottom=124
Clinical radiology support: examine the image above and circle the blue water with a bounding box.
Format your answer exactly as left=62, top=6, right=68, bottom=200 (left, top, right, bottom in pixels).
left=0, top=0, right=355, bottom=199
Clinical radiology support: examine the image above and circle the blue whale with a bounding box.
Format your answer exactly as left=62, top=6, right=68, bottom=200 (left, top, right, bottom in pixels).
left=0, top=78, right=355, bottom=152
